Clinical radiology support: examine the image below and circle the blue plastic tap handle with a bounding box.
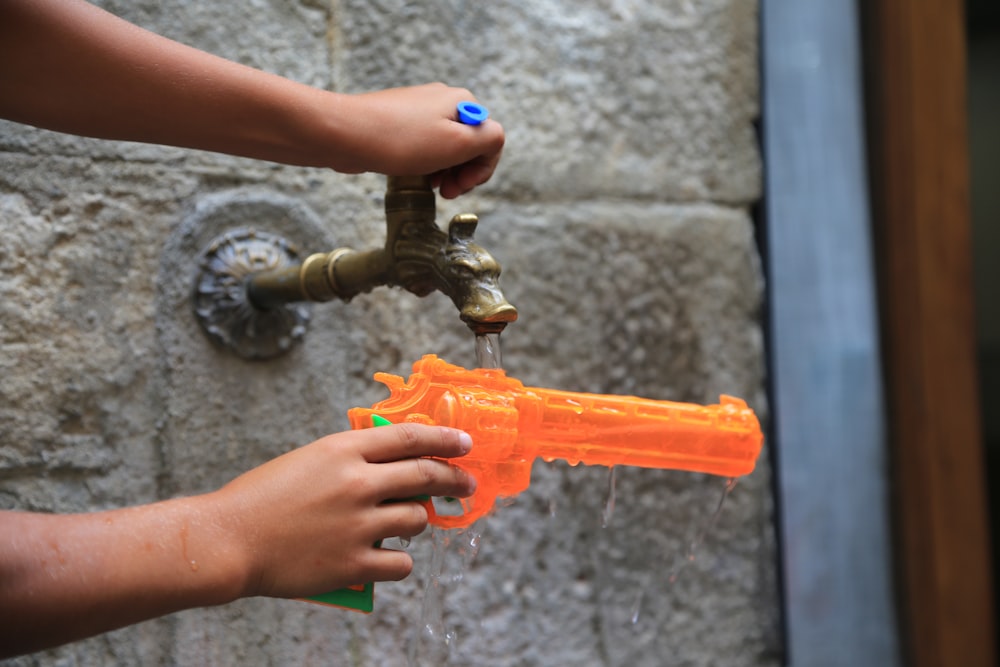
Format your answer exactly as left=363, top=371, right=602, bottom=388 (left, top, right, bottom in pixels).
left=457, top=101, right=489, bottom=126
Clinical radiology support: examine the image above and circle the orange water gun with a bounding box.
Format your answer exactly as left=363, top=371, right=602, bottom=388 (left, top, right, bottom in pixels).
left=349, top=354, right=764, bottom=529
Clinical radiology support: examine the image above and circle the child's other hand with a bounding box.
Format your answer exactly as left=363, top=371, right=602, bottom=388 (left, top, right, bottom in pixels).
left=211, top=423, right=476, bottom=599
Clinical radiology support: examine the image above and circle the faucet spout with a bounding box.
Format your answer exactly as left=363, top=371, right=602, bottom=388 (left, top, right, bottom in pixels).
left=381, top=176, right=517, bottom=334
left=439, top=213, right=518, bottom=334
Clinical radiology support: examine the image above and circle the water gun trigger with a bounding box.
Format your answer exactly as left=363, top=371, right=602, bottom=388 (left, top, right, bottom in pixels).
left=419, top=496, right=439, bottom=523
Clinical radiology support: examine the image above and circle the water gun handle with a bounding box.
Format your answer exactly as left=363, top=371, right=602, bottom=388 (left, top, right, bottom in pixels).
left=302, top=414, right=407, bottom=613
left=355, top=412, right=462, bottom=528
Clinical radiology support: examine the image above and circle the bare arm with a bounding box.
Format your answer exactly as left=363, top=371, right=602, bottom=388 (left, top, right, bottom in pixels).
left=0, top=0, right=503, bottom=197
left=0, top=424, right=476, bottom=658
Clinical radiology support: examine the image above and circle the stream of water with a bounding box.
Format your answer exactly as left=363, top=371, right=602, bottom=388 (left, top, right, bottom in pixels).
left=407, top=332, right=739, bottom=661
left=474, top=332, right=503, bottom=369
left=407, top=333, right=502, bottom=665
left=629, top=476, right=739, bottom=624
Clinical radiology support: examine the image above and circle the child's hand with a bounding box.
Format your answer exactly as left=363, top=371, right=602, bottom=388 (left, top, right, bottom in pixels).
left=333, top=83, right=505, bottom=198
left=212, top=422, right=476, bottom=600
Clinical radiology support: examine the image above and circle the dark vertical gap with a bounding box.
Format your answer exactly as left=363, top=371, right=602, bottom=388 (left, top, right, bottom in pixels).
left=753, top=6, right=789, bottom=663
left=966, top=0, right=1000, bottom=645
left=856, top=4, right=910, bottom=663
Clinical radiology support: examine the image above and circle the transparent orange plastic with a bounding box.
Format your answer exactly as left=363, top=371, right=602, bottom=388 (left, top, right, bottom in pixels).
left=349, top=354, right=763, bottom=529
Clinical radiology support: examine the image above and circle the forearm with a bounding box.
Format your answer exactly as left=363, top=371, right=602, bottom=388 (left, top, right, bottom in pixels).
left=0, top=497, right=247, bottom=658
left=0, top=0, right=504, bottom=195
left=0, top=425, right=477, bottom=657
left=0, top=0, right=346, bottom=169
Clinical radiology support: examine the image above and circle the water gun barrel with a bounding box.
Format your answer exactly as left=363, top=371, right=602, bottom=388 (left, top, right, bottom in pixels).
left=522, top=387, right=761, bottom=478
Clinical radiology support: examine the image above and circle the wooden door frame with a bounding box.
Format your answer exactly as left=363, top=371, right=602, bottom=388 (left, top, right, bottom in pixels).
left=863, top=1, right=995, bottom=665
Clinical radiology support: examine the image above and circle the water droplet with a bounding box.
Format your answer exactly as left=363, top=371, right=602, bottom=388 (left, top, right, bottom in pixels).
left=630, top=587, right=644, bottom=624
left=602, top=466, right=617, bottom=528
left=663, top=476, right=738, bottom=585
left=465, top=530, right=482, bottom=560
left=410, top=524, right=486, bottom=664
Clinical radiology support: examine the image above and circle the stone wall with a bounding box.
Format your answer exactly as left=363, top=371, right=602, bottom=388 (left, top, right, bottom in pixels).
left=0, top=0, right=778, bottom=665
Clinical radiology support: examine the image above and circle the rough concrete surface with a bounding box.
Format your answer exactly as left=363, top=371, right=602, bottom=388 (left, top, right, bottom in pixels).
left=0, top=0, right=778, bottom=665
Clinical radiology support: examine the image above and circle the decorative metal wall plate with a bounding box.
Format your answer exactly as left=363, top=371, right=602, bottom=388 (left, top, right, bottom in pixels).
left=193, top=228, right=311, bottom=360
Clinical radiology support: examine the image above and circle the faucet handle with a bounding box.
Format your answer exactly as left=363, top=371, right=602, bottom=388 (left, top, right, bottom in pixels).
left=386, top=174, right=432, bottom=192
left=447, top=213, right=479, bottom=241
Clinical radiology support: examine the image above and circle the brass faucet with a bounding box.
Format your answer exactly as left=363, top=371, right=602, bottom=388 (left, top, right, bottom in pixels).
left=193, top=176, right=517, bottom=360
